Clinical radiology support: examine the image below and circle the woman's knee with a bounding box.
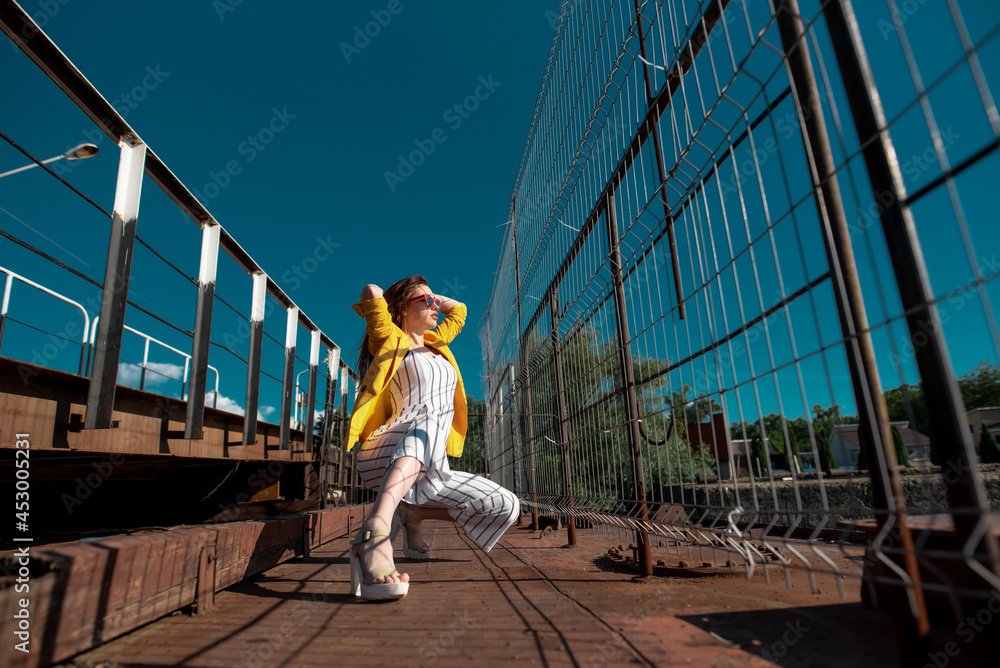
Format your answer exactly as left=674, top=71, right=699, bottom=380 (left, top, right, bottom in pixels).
left=500, top=488, right=520, bottom=515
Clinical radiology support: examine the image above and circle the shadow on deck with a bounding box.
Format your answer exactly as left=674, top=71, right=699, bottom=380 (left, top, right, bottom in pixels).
left=64, top=523, right=903, bottom=667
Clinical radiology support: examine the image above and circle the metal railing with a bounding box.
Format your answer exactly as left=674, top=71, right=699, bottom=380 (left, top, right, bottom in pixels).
left=482, top=0, right=1000, bottom=662
left=0, top=2, right=362, bottom=482
left=0, top=265, right=90, bottom=374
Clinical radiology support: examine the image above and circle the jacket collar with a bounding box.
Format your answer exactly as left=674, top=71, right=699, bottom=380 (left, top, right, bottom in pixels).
left=392, top=329, right=444, bottom=350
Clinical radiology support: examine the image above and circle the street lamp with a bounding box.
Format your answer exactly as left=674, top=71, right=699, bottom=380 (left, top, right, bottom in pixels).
left=0, top=142, right=100, bottom=179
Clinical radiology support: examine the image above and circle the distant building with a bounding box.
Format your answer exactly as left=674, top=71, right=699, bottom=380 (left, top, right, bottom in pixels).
left=967, top=407, right=1000, bottom=455
left=729, top=437, right=781, bottom=476
left=829, top=422, right=930, bottom=469
left=686, top=414, right=733, bottom=478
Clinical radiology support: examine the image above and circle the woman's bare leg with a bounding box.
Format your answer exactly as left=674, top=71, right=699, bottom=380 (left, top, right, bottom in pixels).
left=359, top=455, right=422, bottom=584
left=398, top=503, right=456, bottom=552
left=404, top=505, right=456, bottom=523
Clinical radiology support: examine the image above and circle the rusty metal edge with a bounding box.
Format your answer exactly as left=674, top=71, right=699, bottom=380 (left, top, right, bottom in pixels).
left=0, top=504, right=371, bottom=668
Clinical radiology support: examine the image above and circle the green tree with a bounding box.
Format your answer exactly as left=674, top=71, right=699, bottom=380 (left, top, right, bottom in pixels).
left=980, top=423, right=1000, bottom=464
left=512, top=325, right=714, bottom=504
left=751, top=433, right=769, bottom=477
left=892, top=424, right=909, bottom=468
left=883, top=361, right=1000, bottom=465
left=451, top=396, right=488, bottom=476
left=670, top=384, right=723, bottom=426
left=855, top=438, right=869, bottom=471
left=811, top=404, right=849, bottom=473
left=958, top=361, right=1000, bottom=410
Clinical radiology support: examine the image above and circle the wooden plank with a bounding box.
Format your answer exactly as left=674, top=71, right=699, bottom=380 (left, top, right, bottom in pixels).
left=0, top=360, right=313, bottom=460
left=0, top=506, right=369, bottom=668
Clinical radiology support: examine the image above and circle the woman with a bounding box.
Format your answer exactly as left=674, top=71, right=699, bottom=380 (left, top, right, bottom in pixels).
left=346, top=276, right=520, bottom=600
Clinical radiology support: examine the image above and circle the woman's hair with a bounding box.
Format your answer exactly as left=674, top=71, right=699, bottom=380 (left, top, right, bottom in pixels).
left=356, top=275, right=428, bottom=380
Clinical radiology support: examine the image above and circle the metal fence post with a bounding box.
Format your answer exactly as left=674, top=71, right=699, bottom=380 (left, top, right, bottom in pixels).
left=341, top=366, right=351, bottom=497
left=319, top=346, right=338, bottom=508
left=0, top=273, right=11, bottom=351
left=86, top=138, right=145, bottom=429
left=243, top=271, right=267, bottom=444
left=279, top=306, right=298, bottom=450
left=303, top=329, right=321, bottom=452
left=631, top=0, right=693, bottom=321
left=822, top=0, right=1000, bottom=591
left=775, top=0, right=931, bottom=657
left=550, top=285, right=577, bottom=545
left=185, top=221, right=220, bottom=439
left=606, top=194, right=652, bottom=576
left=520, top=353, right=539, bottom=529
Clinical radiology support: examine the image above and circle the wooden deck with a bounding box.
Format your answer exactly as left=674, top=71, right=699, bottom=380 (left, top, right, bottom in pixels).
left=63, top=522, right=903, bottom=667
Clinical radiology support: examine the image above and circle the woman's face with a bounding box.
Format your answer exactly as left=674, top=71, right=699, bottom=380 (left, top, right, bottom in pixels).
left=402, top=284, right=439, bottom=334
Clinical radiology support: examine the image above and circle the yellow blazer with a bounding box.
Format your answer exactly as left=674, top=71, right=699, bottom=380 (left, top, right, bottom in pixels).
left=347, top=297, right=468, bottom=457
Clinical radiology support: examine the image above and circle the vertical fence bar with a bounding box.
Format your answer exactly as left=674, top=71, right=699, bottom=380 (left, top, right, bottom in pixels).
left=823, top=0, right=1000, bottom=591
left=319, top=346, right=338, bottom=508
left=279, top=306, right=298, bottom=451
left=550, top=285, right=577, bottom=545
left=86, top=138, right=145, bottom=430
left=185, top=221, right=220, bottom=439
left=507, top=363, right=522, bottom=516
left=511, top=197, right=528, bottom=521
left=139, top=338, right=150, bottom=391
left=520, top=350, right=539, bottom=529
left=339, top=363, right=350, bottom=493
left=776, top=0, right=930, bottom=656
left=0, top=272, right=11, bottom=351
left=631, top=0, right=690, bottom=321
left=303, top=329, right=321, bottom=452
left=243, top=271, right=267, bottom=444
left=606, top=194, right=652, bottom=576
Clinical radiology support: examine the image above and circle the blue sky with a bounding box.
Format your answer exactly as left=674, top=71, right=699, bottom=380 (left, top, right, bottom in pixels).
left=493, top=0, right=999, bottom=425
left=1, top=1, right=559, bottom=417
left=2, top=0, right=998, bottom=431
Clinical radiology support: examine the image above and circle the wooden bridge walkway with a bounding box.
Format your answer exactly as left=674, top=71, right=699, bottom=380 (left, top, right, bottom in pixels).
left=63, top=522, right=897, bottom=667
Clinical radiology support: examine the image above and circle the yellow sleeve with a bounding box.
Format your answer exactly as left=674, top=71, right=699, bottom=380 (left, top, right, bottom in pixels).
left=433, top=302, right=466, bottom=345
left=351, top=297, right=394, bottom=351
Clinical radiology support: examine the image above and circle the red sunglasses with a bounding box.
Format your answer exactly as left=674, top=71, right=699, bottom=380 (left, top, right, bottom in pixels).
left=407, top=294, right=441, bottom=309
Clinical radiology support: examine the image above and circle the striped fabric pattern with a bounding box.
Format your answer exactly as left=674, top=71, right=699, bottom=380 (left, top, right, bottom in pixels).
left=358, top=351, right=519, bottom=552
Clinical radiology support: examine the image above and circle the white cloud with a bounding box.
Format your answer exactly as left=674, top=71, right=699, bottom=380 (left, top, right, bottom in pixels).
left=117, top=363, right=142, bottom=386
left=117, top=361, right=185, bottom=388
left=143, top=362, right=185, bottom=386
left=200, top=394, right=279, bottom=425
left=208, top=391, right=245, bottom=416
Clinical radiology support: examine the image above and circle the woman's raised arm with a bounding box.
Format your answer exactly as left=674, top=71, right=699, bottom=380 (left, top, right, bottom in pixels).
left=360, top=284, right=383, bottom=301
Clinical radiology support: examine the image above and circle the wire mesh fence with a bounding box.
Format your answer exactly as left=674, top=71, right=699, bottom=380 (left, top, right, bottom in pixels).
left=481, top=0, right=1000, bottom=659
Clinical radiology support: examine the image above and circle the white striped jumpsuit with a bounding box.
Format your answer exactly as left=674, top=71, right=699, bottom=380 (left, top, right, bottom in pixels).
left=357, top=349, right=519, bottom=552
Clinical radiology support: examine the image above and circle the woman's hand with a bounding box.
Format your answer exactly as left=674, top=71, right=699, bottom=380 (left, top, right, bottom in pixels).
left=360, top=284, right=383, bottom=300
left=435, top=294, right=460, bottom=312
